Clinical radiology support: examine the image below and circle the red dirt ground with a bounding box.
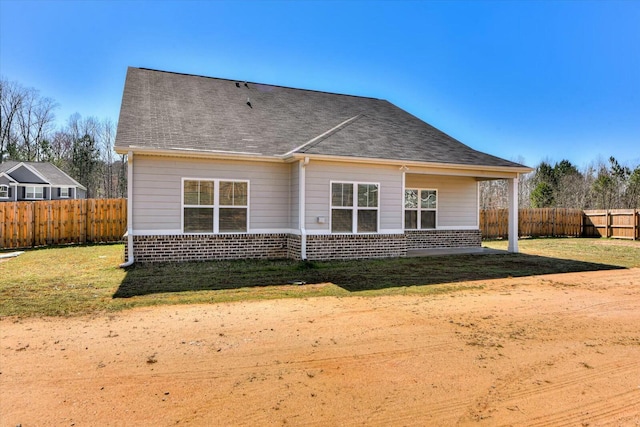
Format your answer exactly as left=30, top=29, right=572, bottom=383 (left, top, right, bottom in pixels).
left=2, top=269, right=640, bottom=426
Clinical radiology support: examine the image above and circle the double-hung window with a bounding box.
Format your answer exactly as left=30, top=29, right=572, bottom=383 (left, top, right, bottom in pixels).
left=60, top=187, right=70, bottom=198
left=183, top=179, right=248, bottom=233
left=404, top=188, right=437, bottom=229
left=331, top=182, right=379, bottom=233
left=26, top=186, right=44, bottom=199
left=0, top=185, right=8, bottom=198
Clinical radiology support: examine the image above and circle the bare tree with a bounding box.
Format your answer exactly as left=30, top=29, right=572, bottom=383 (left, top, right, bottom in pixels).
left=0, top=78, right=26, bottom=162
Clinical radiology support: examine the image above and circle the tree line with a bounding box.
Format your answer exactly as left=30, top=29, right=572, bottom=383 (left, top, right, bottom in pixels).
left=1, top=78, right=126, bottom=198
left=481, top=157, right=640, bottom=210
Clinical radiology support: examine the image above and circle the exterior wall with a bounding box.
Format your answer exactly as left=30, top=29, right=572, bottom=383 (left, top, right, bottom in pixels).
left=127, top=230, right=481, bottom=262
left=132, top=155, right=291, bottom=233
left=128, top=234, right=290, bottom=263
left=290, top=162, right=299, bottom=229
left=304, top=160, right=403, bottom=232
left=405, top=229, right=482, bottom=249
left=305, top=234, right=406, bottom=260
left=405, top=174, right=478, bottom=228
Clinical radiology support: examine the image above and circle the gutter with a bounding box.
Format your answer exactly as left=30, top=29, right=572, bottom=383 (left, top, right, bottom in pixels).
left=119, top=151, right=135, bottom=268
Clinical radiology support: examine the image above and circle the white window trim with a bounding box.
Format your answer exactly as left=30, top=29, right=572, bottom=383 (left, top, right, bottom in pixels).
left=181, top=178, right=250, bottom=234
left=60, top=187, right=70, bottom=198
left=0, top=185, right=8, bottom=198
left=25, top=185, right=45, bottom=200
left=404, top=187, right=438, bottom=230
left=329, top=181, right=380, bottom=234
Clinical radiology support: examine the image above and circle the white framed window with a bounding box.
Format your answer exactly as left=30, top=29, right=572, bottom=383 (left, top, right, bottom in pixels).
left=25, top=186, right=44, bottom=199
left=0, top=185, right=8, bottom=198
left=182, top=179, right=249, bottom=233
left=60, top=187, right=70, bottom=198
left=404, top=188, right=437, bottom=229
left=330, top=181, right=379, bottom=233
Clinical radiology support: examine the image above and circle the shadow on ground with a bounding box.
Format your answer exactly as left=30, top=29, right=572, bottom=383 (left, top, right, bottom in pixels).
left=113, top=252, right=624, bottom=298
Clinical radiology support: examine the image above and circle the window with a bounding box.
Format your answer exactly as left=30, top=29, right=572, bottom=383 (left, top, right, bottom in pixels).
left=183, top=179, right=248, bottom=233
left=0, top=185, right=8, bottom=198
left=404, top=188, right=437, bottom=229
left=331, top=182, right=379, bottom=233
left=26, top=186, right=44, bottom=199
left=60, top=187, right=70, bottom=198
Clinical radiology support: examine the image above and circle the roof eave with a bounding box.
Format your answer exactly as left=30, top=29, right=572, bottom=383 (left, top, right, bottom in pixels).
left=116, top=145, right=285, bottom=163
left=285, top=153, right=533, bottom=174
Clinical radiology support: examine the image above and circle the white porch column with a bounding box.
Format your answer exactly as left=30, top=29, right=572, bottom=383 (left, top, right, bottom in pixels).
left=507, top=176, right=519, bottom=253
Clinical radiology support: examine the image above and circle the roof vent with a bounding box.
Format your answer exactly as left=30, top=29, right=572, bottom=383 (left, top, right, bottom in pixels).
left=246, top=97, right=252, bottom=108
left=244, top=82, right=249, bottom=88
left=235, top=82, right=240, bottom=88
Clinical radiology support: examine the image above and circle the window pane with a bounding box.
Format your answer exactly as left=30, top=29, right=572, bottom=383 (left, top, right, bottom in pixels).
left=404, top=210, right=417, bottom=229
left=184, top=208, right=214, bottom=232
left=219, top=181, right=233, bottom=205
left=358, top=184, right=378, bottom=207
left=184, top=180, right=199, bottom=205
left=331, top=183, right=353, bottom=207
left=404, top=189, right=418, bottom=209
left=331, top=209, right=352, bottom=232
left=357, top=209, right=377, bottom=232
left=220, top=181, right=248, bottom=206
left=233, top=182, right=247, bottom=206
left=199, top=181, right=214, bottom=205
left=0, top=186, right=7, bottom=198
left=421, top=190, right=437, bottom=209
left=219, top=208, right=247, bottom=232
left=421, top=210, right=436, bottom=229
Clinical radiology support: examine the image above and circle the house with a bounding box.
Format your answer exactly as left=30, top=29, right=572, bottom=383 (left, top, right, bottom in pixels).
left=114, top=67, right=531, bottom=264
left=0, top=161, right=86, bottom=202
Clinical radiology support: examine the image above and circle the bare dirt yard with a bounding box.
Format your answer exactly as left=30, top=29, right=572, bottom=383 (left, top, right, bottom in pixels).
left=2, top=268, right=640, bottom=426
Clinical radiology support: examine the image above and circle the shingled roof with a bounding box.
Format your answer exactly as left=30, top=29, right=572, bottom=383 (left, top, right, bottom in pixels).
left=115, top=67, right=527, bottom=169
left=0, top=160, right=85, bottom=188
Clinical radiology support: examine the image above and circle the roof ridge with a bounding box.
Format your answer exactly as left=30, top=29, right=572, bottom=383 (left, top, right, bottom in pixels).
left=133, top=67, right=385, bottom=102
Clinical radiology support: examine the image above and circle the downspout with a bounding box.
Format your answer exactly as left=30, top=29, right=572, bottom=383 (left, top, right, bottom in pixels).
left=299, top=157, right=309, bottom=260
left=119, top=151, right=135, bottom=268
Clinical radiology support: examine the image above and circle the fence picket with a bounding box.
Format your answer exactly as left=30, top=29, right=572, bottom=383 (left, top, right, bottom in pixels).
left=0, top=199, right=127, bottom=249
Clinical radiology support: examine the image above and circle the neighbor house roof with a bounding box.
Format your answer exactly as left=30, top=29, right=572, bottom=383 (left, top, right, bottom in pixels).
left=115, top=67, right=528, bottom=169
left=0, top=161, right=86, bottom=189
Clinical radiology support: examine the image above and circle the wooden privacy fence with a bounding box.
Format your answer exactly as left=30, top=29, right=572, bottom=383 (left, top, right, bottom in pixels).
left=481, top=208, right=584, bottom=239
left=481, top=208, right=639, bottom=240
left=0, top=199, right=127, bottom=249
left=583, top=209, right=639, bottom=240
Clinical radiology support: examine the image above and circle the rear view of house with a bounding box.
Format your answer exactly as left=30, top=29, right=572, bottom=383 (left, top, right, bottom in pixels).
left=0, top=161, right=86, bottom=202
left=115, top=67, right=531, bottom=263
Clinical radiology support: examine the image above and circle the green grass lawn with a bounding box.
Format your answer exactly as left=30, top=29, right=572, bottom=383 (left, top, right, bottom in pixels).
left=1, top=238, right=638, bottom=317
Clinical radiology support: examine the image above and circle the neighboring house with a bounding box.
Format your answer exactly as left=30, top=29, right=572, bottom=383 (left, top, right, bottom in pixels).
left=0, top=161, right=87, bottom=202
left=114, top=67, right=532, bottom=264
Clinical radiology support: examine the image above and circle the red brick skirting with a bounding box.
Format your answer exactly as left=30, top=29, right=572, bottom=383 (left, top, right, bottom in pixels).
left=124, top=229, right=481, bottom=263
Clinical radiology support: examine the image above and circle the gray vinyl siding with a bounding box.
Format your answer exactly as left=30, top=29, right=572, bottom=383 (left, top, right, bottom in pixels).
left=290, top=162, right=299, bottom=229
left=132, top=155, right=291, bottom=232
left=404, top=174, right=478, bottom=227
left=304, top=161, right=403, bottom=232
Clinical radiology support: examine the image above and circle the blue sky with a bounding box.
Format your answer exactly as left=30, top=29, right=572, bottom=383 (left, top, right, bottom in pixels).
left=1, top=0, right=638, bottom=168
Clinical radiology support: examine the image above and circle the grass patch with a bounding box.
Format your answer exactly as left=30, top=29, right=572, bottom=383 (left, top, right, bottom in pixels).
left=1, top=238, right=638, bottom=317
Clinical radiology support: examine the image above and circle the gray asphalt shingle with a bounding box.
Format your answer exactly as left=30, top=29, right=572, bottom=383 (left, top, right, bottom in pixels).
left=115, top=67, right=526, bottom=168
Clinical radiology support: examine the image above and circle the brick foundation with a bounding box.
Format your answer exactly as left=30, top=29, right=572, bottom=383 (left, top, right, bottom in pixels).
left=305, top=234, right=406, bottom=260
left=405, top=229, right=481, bottom=250
left=123, top=229, right=481, bottom=263
left=128, top=234, right=289, bottom=263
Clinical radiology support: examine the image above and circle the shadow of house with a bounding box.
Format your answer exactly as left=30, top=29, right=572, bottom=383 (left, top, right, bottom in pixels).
left=113, top=252, right=624, bottom=298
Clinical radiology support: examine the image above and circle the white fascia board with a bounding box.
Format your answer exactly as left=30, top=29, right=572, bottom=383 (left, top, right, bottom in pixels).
left=116, top=145, right=284, bottom=163
left=285, top=153, right=533, bottom=176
